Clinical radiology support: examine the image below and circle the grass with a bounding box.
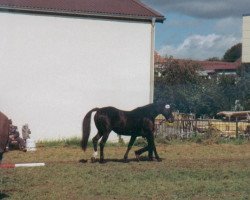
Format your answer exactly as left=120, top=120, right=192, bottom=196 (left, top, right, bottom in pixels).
left=36, top=137, right=128, bottom=148
left=1, top=141, right=250, bottom=200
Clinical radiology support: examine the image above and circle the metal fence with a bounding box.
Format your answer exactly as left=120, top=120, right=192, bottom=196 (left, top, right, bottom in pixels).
left=155, top=119, right=250, bottom=139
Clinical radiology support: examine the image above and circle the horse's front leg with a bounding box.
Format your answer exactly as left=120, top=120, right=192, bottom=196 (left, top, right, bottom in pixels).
left=152, top=140, right=162, bottom=162
left=147, top=132, right=162, bottom=162
left=123, top=135, right=136, bottom=162
left=146, top=134, right=154, bottom=161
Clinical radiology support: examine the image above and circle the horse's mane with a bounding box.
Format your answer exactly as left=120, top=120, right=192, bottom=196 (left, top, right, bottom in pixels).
left=129, top=103, right=157, bottom=117
left=131, top=103, right=153, bottom=111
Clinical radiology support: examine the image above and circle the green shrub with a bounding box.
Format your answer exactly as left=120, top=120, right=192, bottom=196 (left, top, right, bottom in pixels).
left=37, top=137, right=82, bottom=148
left=155, top=136, right=171, bottom=144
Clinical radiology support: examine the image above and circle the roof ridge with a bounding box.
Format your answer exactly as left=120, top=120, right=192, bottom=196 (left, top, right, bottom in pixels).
left=131, top=0, right=164, bottom=18
left=0, top=0, right=165, bottom=22
left=199, top=60, right=238, bottom=65
left=0, top=3, right=86, bottom=14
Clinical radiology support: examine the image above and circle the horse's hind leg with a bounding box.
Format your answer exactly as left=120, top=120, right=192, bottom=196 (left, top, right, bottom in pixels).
left=135, top=133, right=160, bottom=161
left=135, top=146, right=149, bottom=161
left=134, top=144, right=161, bottom=162
left=91, top=132, right=102, bottom=163
left=99, top=131, right=110, bottom=163
left=123, top=135, right=136, bottom=162
left=0, top=152, right=3, bottom=163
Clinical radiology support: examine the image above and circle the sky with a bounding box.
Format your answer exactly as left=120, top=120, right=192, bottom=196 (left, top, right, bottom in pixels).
left=142, top=0, right=250, bottom=60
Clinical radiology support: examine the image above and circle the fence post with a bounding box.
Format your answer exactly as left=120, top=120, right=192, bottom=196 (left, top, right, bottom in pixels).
left=236, top=117, right=239, bottom=138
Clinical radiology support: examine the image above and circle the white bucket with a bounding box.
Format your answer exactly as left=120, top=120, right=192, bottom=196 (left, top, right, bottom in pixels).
left=26, top=139, right=36, bottom=151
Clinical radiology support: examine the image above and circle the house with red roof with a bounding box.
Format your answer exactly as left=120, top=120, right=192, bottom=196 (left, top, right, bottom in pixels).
left=154, top=52, right=241, bottom=77
left=0, top=0, right=164, bottom=141
left=197, top=60, right=241, bottom=77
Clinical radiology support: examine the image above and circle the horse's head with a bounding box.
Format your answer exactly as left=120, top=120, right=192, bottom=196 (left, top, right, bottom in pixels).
left=155, top=102, right=174, bottom=123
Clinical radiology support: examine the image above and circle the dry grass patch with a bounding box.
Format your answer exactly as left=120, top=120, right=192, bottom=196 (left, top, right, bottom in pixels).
left=1, top=143, right=250, bottom=199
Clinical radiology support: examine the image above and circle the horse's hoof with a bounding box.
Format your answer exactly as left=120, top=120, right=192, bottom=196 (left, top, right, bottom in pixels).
left=99, top=159, right=106, bottom=164
left=148, top=157, right=153, bottom=161
left=91, top=157, right=96, bottom=163
left=135, top=153, right=140, bottom=162
left=156, top=157, right=162, bottom=162
left=99, top=157, right=105, bottom=164
left=79, top=159, right=88, bottom=163
left=123, top=158, right=129, bottom=163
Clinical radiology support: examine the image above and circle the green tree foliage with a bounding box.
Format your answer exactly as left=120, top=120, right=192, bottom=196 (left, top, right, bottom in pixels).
left=206, top=57, right=221, bottom=61
left=154, top=57, right=250, bottom=117
left=223, top=43, right=242, bottom=62
left=155, top=58, right=208, bottom=116
left=236, top=64, right=250, bottom=110
left=160, top=58, right=201, bottom=85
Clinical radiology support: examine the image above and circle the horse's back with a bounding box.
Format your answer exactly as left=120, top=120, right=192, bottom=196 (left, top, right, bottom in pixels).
left=0, top=112, right=9, bottom=153
left=95, top=107, right=125, bottom=120
left=94, top=106, right=128, bottom=133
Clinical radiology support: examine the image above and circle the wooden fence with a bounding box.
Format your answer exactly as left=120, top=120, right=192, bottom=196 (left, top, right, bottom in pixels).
left=155, top=119, right=250, bottom=139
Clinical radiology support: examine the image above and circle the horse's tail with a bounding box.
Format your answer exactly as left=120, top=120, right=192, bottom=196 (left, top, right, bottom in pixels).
left=81, top=108, right=99, bottom=151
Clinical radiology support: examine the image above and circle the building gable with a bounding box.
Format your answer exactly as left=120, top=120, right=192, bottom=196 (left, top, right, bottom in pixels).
left=0, top=0, right=165, bottom=22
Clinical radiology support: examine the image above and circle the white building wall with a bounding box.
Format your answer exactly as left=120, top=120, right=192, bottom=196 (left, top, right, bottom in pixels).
left=242, top=15, right=250, bottom=63
left=0, top=12, right=152, bottom=141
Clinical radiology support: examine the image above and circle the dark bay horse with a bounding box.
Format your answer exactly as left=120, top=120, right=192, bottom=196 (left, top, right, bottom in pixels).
left=0, top=111, right=9, bottom=163
left=81, top=103, right=174, bottom=163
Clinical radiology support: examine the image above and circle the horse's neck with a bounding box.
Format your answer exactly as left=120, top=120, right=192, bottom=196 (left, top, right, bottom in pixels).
left=131, top=104, right=157, bottom=119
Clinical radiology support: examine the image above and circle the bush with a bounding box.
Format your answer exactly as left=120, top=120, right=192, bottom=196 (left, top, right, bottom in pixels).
left=37, top=137, right=82, bottom=148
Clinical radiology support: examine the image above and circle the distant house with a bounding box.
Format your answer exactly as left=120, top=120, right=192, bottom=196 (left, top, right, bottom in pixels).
left=0, top=0, right=164, bottom=141
left=197, top=59, right=241, bottom=77
left=154, top=52, right=241, bottom=78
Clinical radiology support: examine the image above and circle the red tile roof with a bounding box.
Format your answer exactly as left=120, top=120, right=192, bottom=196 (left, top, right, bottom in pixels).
left=154, top=52, right=240, bottom=71
left=198, top=61, right=239, bottom=71
left=0, top=0, right=165, bottom=22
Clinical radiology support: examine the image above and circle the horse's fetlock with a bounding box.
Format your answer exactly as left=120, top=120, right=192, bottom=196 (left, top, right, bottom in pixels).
left=91, top=157, right=96, bottom=163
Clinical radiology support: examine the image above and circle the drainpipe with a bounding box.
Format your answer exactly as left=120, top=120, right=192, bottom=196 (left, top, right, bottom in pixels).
left=149, top=18, right=156, bottom=103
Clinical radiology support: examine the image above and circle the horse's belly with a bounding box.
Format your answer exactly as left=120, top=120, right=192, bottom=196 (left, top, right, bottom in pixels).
left=113, top=127, right=143, bottom=136
left=113, top=128, right=129, bottom=135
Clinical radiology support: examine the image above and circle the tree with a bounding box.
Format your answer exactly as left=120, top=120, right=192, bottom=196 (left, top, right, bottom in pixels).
left=157, top=57, right=202, bottom=85
left=206, top=57, right=221, bottom=61
left=236, top=64, right=250, bottom=110
left=154, top=58, right=206, bottom=116
left=154, top=56, right=243, bottom=117
left=223, top=43, right=242, bottom=62
left=217, top=74, right=238, bottom=110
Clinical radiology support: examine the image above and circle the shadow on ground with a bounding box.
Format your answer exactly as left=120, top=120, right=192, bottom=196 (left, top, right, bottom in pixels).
left=79, top=156, right=164, bottom=163
left=0, top=193, right=10, bottom=199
